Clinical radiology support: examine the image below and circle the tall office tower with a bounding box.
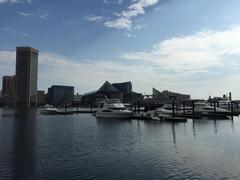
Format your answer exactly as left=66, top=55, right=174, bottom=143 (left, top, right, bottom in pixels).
left=15, top=47, right=39, bottom=107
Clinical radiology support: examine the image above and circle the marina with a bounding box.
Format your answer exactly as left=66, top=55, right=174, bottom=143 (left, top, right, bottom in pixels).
left=40, top=98, right=240, bottom=123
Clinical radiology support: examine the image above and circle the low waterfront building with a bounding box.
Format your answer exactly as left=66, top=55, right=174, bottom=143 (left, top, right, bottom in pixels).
left=73, top=94, right=82, bottom=106
left=47, top=85, right=74, bottom=105
left=37, top=90, right=45, bottom=106
left=112, top=81, right=132, bottom=93
left=1, top=75, right=16, bottom=107
left=162, top=90, right=191, bottom=101
left=152, top=88, right=170, bottom=104
left=2, top=76, right=12, bottom=96
left=112, top=81, right=143, bottom=103
left=122, top=91, right=143, bottom=103
left=81, top=81, right=143, bottom=106
left=148, top=87, right=191, bottom=105
left=81, top=81, right=121, bottom=106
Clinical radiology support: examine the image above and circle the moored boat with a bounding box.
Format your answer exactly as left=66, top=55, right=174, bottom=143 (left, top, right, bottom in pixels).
left=95, top=99, right=133, bottom=119
left=194, top=102, right=230, bottom=115
left=41, top=105, right=58, bottom=114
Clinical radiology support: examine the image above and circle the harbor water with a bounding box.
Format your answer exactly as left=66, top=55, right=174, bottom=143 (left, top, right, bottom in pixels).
left=1, top=108, right=240, bottom=180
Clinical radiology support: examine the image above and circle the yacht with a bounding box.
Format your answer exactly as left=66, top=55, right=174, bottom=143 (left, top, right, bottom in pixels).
left=155, top=107, right=172, bottom=115
left=41, top=105, right=58, bottom=114
left=95, top=99, right=133, bottom=119
left=218, top=100, right=232, bottom=110
left=194, top=102, right=230, bottom=115
left=158, top=104, right=192, bottom=114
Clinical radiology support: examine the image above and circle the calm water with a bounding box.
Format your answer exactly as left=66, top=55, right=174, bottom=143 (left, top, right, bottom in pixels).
left=1, top=109, right=240, bottom=180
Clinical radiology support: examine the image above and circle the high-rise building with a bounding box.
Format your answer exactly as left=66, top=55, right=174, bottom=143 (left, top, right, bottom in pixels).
left=15, top=47, right=39, bottom=107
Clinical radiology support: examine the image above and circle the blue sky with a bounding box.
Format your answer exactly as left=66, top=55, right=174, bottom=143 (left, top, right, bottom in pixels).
left=1, top=0, right=240, bottom=99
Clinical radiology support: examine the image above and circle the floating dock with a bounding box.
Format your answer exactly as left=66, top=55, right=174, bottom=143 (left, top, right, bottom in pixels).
left=131, top=113, right=187, bottom=122
left=56, top=110, right=97, bottom=115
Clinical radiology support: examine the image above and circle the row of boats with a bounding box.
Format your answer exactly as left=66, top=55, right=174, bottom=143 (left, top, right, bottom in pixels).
left=41, top=99, right=232, bottom=119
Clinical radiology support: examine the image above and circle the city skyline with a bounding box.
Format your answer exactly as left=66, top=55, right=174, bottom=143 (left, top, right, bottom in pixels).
left=1, top=0, right=240, bottom=99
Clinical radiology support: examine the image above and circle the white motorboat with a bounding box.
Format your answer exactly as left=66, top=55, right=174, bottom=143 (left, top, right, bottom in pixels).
left=155, top=107, right=172, bottom=115
left=194, top=102, right=230, bottom=115
left=95, top=99, right=133, bottom=119
left=157, top=104, right=192, bottom=114
left=218, top=100, right=232, bottom=110
left=41, top=105, right=58, bottom=114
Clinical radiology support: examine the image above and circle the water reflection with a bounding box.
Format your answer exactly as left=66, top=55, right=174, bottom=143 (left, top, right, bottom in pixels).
left=96, top=119, right=133, bottom=140
left=171, top=123, right=177, bottom=150
left=231, top=118, right=235, bottom=133
left=12, top=108, right=36, bottom=179
left=1, top=110, right=240, bottom=179
left=214, top=120, right=218, bottom=134
left=96, top=119, right=135, bottom=154
left=192, top=119, right=197, bottom=138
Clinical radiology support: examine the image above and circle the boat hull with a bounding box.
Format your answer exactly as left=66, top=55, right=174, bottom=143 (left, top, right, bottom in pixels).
left=40, top=109, right=58, bottom=115
left=95, top=112, right=133, bottom=119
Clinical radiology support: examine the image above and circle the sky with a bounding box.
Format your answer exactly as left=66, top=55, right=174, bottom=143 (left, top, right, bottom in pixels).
left=1, top=0, right=240, bottom=99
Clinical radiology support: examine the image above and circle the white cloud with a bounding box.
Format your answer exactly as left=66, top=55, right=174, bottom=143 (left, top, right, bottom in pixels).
left=104, top=0, right=159, bottom=30
left=0, top=51, right=16, bottom=78
left=16, top=11, right=33, bottom=17
left=16, top=9, right=49, bottom=20
left=38, top=9, right=48, bottom=20
left=84, top=15, right=105, bottom=23
left=2, top=26, right=240, bottom=99
left=0, top=0, right=31, bottom=4
left=1, top=27, right=30, bottom=37
left=104, top=17, right=132, bottom=30
left=0, top=50, right=174, bottom=95
left=103, top=0, right=124, bottom=4
left=37, top=52, right=171, bottom=94
left=124, top=32, right=136, bottom=38
left=122, top=26, right=240, bottom=72
left=2, top=27, right=13, bottom=31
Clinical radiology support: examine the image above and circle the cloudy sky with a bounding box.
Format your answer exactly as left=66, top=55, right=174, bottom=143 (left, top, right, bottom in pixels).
left=1, top=0, right=240, bottom=99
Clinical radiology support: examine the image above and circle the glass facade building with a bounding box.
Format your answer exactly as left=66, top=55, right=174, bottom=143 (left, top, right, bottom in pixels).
left=112, top=81, right=132, bottom=93
left=47, top=85, right=74, bottom=105
left=15, top=47, right=39, bottom=107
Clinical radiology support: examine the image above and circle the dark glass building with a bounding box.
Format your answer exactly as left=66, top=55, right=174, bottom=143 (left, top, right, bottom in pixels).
left=81, top=81, right=121, bottom=106
left=112, top=81, right=132, bottom=93
left=1, top=75, right=16, bottom=106
left=2, top=76, right=12, bottom=96
left=15, top=47, right=39, bottom=107
left=47, top=85, right=74, bottom=105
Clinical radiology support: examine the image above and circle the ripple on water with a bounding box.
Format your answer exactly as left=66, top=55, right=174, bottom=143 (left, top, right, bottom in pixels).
left=1, top=111, right=240, bottom=179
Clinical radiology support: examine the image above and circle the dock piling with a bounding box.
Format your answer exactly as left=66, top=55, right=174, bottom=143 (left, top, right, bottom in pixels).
left=192, top=101, right=195, bottom=115
left=231, top=101, right=233, bottom=114
left=90, top=103, right=93, bottom=114
left=137, top=100, right=140, bottom=114
left=172, top=99, right=175, bottom=116
left=64, top=103, right=67, bottom=113
left=214, top=101, right=216, bottom=114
